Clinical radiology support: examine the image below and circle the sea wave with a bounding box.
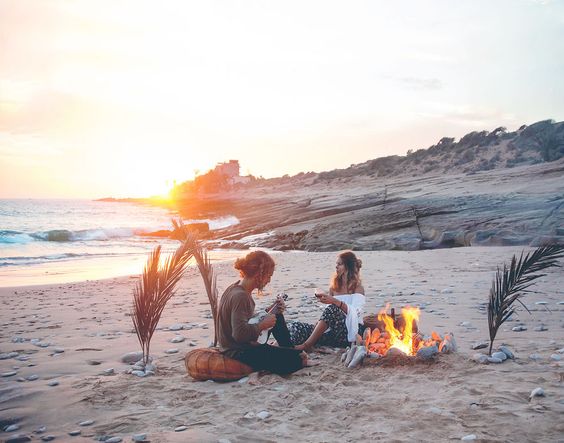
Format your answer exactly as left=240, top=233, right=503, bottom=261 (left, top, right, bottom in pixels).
left=0, top=251, right=139, bottom=267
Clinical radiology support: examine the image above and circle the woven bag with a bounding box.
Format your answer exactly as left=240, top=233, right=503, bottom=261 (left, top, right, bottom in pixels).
left=185, top=348, right=253, bottom=382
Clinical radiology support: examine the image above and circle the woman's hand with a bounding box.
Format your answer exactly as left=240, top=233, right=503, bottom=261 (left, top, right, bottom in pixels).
left=258, top=313, right=276, bottom=331
left=317, top=293, right=336, bottom=305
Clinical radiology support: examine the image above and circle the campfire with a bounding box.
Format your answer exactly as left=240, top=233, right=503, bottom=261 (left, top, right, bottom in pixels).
left=342, top=305, right=456, bottom=368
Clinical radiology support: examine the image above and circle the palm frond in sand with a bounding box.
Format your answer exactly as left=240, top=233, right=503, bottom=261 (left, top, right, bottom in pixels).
left=132, top=241, right=193, bottom=364
left=172, top=219, right=219, bottom=346
left=487, top=244, right=563, bottom=355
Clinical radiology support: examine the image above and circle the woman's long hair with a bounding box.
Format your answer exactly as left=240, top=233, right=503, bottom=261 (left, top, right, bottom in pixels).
left=330, top=251, right=362, bottom=294
left=234, top=250, right=275, bottom=292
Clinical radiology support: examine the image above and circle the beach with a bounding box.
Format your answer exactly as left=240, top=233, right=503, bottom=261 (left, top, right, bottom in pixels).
left=1, top=247, right=563, bottom=442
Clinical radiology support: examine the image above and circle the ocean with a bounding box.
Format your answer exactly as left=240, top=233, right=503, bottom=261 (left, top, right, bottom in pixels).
left=0, top=199, right=241, bottom=287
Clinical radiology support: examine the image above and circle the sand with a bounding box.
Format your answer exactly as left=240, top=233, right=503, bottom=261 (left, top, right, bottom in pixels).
left=1, top=247, right=563, bottom=442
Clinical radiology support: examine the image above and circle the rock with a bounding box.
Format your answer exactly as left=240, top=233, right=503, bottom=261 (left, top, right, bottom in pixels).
left=131, top=370, right=146, bottom=377
left=459, top=321, right=472, bottom=327
left=47, top=380, right=59, bottom=387
left=105, top=438, right=122, bottom=443
left=439, top=333, right=457, bottom=353
left=348, top=346, right=367, bottom=368
left=550, top=354, right=561, bottom=361
left=25, top=375, right=39, bottom=381
left=238, top=376, right=249, bottom=384
left=343, top=346, right=357, bottom=367
left=168, top=324, right=184, bottom=331
left=68, top=430, right=81, bottom=436
left=5, top=424, right=20, bottom=432
left=243, top=412, right=255, bottom=419
left=145, top=363, right=156, bottom=373
left=529, top=387, right=545, bottom=399
left=52, top=347, right=65, bottom=353
left=87, top=360, right=102, bottom=365
left=441, top=288, right=453, bottom=294
left=416, top=344, right=439, bottom=360
left=2, top=371, right=17, bottom=377
left=535, top=301, right=548, bottom=305
left=529, top=353, right=542, bottom=361
left=35, top=426, right=46, bottom=434
left=533, top=325, right=548, bottom=332
left=487, top=357, right=503, bottom=364
left=78, top=420, right=94, bottom=426
left=491, top=351, right=507, bottom=361
left=512, top=325, right=527, bottom=332
left=132, top=434, right=147, bottom=442
left=40, top=436, right=55, bottom=442
left=472, top=353, right=488, bottom=364
left=341, top=348, right=349, bottom=363
left=170, top=336, right=185, bottom=343
left=164, top=349, right=178, bottom=354
left=4, top=434, right=31, bottom=443
left=461, top=435, right=477, bottom=441
left=471, top=342, right=489, bottom=350
left=189, top=341, right=197, bottom=347
left=0, top=352, right=19, bottom=360
left=120, top=351, right=144, bottom=364
left=499, top=346, right=514, bottom=359
left=103, top=368, right=115, bottom=375
left=256, top=411, right=271, bottom=420
left=174, top=426, right=188, bottom=432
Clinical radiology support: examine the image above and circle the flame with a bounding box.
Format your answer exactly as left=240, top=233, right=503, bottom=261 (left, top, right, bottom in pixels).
left=378, top=305, right=420, bottom=356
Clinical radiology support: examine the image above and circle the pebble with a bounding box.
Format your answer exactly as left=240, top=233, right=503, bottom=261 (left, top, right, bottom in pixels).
left=535, top=301, right=548, bottom=305
left=2, top=371, right=17, bottom=377
left=4, top=434, right=31, bottom=443
left=174, top=426, right=188, bottom=432
left=78, top=420, right=94, bottom=426
left=68, top=430, right=81, bottom=436
left=533, top=325, right=548, bottom=332
left=0, top=352, right=19, bottom=360
left=416, top=344, right=438, bottom=360
left=189, top=341, right=197, bottom=347
left=52, top=347, right=65, bottom=353
left=487, top=357, right=503, bottom=364
left=35, top=426, right=47, bottom=434
left=461, top=435, right=477, bottom=441
left=105, top=437, right=122, bottom=443
left=120, top=351, right=144, bottom=364
left=243, top=412, right=255, bottom=419
left=472, top=353, right=488, bottom=364
left=529, top=354, right=542, bottom=361
left=499, top=346, right=515, bottom=359
left=512, top=325, right=527, bottom=332
left=164, top=349, right=178, bottom=354
left=131, top=370, right=146, bottom=377
left=26, top=375, right=39, bottom=381
left=47, top=380, right=59, bottom=387
left=441, top=288, right=453, bottom=294
left=550, top=354, right=561, bottom=361
left=5, top=424, right=20, bottom=432
left=40, top=436, right=55, bottom=442
left=87, top=360, right=102, bottom=365
left=132, top=434, right=147, bottom=442
left=169, top=324, right=184, bottom=331
left=170, top=336, right=185, bottom=343
left=491, top=351, right=507, bottom=361
left=238, top=376, right=249, bottom=384
left=256, top=411, right=271, bottom=420
left=459, top=321, right=472, bottom=327
left=529, top=387, right=545, bottom=399
left=471, top=342, right=488, bottom=350
left=103, top=368, right=115, bottom=375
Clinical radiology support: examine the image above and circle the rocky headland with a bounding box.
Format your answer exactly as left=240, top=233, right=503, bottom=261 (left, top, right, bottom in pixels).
left=176, top=120, right=564, bottom=251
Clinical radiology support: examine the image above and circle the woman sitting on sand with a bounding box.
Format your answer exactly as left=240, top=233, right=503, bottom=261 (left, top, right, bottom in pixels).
left=217, top=250, right=307, bottom=375
left=292, top=251, right=365, bottom=351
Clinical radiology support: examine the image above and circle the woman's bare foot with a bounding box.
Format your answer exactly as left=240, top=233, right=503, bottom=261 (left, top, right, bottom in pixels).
left=299, top=351, right=320, bottom=367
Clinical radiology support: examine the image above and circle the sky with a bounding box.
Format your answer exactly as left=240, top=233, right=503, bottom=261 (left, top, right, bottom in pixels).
left=1, top=0, right=563, bottom=198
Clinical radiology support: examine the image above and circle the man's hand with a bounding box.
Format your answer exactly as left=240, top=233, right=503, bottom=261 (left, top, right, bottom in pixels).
left=258, top=313, right=276, bottom=331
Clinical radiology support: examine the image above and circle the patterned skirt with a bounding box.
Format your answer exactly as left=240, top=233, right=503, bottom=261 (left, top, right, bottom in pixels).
left=288, top=304, right=351, bottom=348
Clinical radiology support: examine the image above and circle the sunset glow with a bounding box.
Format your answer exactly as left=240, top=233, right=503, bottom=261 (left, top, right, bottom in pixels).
left=1, top=0, right=563, bottom=198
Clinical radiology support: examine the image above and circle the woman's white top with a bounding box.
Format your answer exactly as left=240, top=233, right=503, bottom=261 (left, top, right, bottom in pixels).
left=334, top=293, right=366, bottom=342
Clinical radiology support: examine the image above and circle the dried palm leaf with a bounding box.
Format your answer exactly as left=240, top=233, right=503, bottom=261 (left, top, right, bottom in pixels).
left=172, top=219, right=219, bottom=346
left=132, top=241, right=193, bottom=364
left=487, top=244, right=563, bottom=355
